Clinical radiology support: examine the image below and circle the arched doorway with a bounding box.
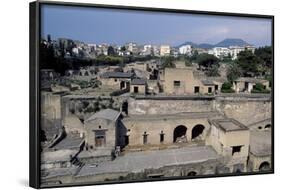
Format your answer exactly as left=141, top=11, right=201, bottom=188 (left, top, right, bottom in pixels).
left=265, top=124, right=271, bottom=129
left=124, top=135, right=129, bottom=146
left=259, top=162, right=270, bottom=171
left=173, top=125, right=187, bottom=143
left=192, top=124, right=205, bottom=140
left=120, top=81, right=125, bottom=89
left=187, top=171, right=197, bottom=176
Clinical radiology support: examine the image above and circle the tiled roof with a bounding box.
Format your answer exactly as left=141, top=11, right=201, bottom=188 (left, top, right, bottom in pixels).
left=201, top=80, right=216, bottom=86
left=210, top=118, right=248, bottom=132
left=235, top=77, right=268, bottom=83
left=85, top=109, right=121, bottom=122
left=131, top=78, right=146, bottom=85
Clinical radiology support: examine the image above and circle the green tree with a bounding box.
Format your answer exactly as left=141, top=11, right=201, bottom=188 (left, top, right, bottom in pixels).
left=196, top=53, right=219, bottom=70
left=190, top=50, right=199, bottom=62
left=254, top=46, right=272, bottom=68
left=162, top=56, right=176, bottom=68
left=251, top=83, right=270, bottom=94
left=236, top=50, right=262, bottom=76
left=205, top=65, right=220, bottom=77
left=221, top=53, right=233, bottom=63
left=107, top=46, right=116, bottom=56
left=221, top=82, right=235, bottom=93
left=265, top=74, right=272, bottom=88
left=227, top=63, right=242, bottom=82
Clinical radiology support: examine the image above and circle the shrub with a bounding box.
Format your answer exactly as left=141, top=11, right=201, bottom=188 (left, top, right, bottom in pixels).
left=221, top=82, right=235, bottom=93
left=205, top=65, right=220, bottom=77
left=221, top=82, right=232, bottom=90
left=251, top=83, right=270, bottom=93
left=253, top=83, right=265, bottom=91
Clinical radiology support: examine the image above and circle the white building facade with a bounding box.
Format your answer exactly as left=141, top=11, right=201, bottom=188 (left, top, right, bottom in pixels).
left=179, top=45, right=192, bottom=55
left=160, top=45, right=171, bottom=56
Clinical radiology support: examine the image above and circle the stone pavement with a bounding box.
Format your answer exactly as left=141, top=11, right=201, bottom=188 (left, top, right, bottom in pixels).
left=77, top=145, right=220, bottom=177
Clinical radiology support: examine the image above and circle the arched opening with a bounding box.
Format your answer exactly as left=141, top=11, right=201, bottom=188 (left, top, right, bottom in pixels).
left=120, top=81, right=125, bottom=89
left=259, top=162, right=270, bottom=171
left=160, top=131, right=165, bottom=143
left=143, top=131, right=148, bottom=144
left=187, top=171, right=197, bottom=176
left=173, top=125, right=187, bottom=143
left=192, top=124, right=205, bottom=140
left=124, top=135, right=129, bottom=146
left=265, top=124, right=271, bottom=129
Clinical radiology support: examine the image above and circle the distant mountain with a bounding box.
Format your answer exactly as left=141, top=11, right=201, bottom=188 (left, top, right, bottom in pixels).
left=177, top=38, right=251, bottom=49
left=215, top=38, right=250, bottom=47
left=178, top=41, right=198, bottom=48
left=178, top=42, right=213, bottom=49
left=197, top=43, right=214, bottom=49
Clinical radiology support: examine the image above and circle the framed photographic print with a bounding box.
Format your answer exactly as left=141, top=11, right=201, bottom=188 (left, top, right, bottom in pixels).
left=29, top=0, right=274, bottom=188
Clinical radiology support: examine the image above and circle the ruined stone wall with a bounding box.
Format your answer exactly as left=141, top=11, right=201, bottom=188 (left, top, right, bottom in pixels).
left=128, top=97, right=215, bottom=115
left=247, top=118, right=271, bottom=131
left=128, top=96, right=271, bottom=126
left=130, top=84, right=146, bottom=94
left=61, top=95, right=271, bottom=129
left=43, top=158, right=222, bottom=185
left=41, top=92, right=62, bottom=120
left=99, top=78, right=121, bottom=89
left=248, top=153, right=271, bottom=172
left=123, top=117, right=212, bottom=146
left=214, top=96, right=271, bottom=125
left=61, top=96, right=122, bottom=120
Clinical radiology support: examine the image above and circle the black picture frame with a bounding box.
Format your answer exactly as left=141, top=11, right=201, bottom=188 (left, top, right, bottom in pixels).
left=30, top=1, right=274, bottom=188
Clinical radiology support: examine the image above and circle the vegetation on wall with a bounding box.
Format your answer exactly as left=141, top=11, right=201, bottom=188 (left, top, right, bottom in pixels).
left=226, top=62, right=242, bottom=82
left=221, top=82, right=235, bottom=93
left=251, top=83, right=270, bottom=94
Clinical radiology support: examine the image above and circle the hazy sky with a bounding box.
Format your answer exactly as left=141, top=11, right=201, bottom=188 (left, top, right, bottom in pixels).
left=41, top=4, right=272, bottom=47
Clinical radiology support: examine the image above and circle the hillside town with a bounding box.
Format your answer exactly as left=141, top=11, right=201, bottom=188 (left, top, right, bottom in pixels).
left=40, top=35, right=272, bottom=186
left=42, top=35, right=256, bottom=60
